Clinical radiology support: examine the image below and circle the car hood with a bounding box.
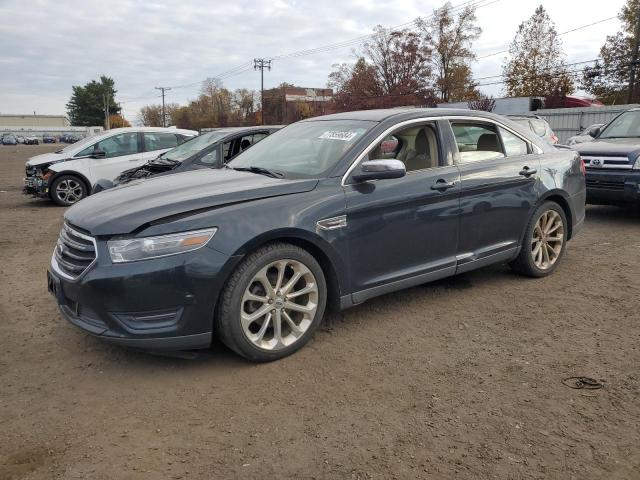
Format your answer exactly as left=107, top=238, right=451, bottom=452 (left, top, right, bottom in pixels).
left=26, top=151, right=67, bottom=167
left=65, top=168, right=319, bottom=236
left=573, top=137, right=640, bottom=160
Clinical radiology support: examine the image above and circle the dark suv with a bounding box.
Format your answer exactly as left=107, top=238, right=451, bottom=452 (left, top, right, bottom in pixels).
left=572, top=108, right=640, bottom=205
left=48, top=108, right=585, bottom=361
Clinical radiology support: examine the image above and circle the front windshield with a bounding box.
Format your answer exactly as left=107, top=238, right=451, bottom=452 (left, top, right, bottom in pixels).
left=599, top=110, right=640, bottom=138
left=56, top=135, right=95, bottom=153
left=158, top=131, right=227, bottom=162
left=228, top=120, right=375, bottom=178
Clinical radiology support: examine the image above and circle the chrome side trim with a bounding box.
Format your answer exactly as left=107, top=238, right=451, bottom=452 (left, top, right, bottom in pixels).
left=341, top=115, right=542, bottom=186
left=316, top=215, right=347, bottom=231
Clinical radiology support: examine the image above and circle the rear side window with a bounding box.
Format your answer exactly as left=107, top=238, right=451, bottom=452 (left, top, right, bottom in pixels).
left=451, top=123, right=504, bottom=163
left=529, top=119, right=547, bottom=137
left=144, top=132, right=180, bottom=152
left=499, top=127, right=529, bottom=156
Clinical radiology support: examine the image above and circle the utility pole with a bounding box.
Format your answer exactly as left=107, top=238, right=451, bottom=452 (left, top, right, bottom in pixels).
left=103, top=93, right=110, bottom=130
left=254, top=59, right=271, bottom=125
left=628, top=10, right=640, bottom=104
left=155, top=86, right=172, bottom=127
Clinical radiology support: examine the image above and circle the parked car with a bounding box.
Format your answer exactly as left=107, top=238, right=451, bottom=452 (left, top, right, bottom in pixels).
left=94, top=125, right=281, bottom=192
left=24, top=127, right=198, bottom=205
left=571, top=108, right=640, bottom=205
left=2, top=134, right=18, bottom=145
left=506, top=114, right=559, bottom=144
left=42, top=133, right=56, bottom=143
left=567, top=124, right=604, bottom=146
left=16, top=135, right=25, bottom=144
left=24, top=136, right=39, bottom=145
left=47, top=108, right=585, bottom=361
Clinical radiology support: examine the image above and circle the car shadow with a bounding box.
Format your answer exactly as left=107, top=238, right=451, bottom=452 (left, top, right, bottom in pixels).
left=586, top=204, right=640, bottom=224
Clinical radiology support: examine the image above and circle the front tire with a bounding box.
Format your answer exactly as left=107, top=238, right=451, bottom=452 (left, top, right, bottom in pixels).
left=50, top=175, right=87, bottom=206
left=510, top=201, right=568, bottom=277
left=217, top=243, right=327, bottom=361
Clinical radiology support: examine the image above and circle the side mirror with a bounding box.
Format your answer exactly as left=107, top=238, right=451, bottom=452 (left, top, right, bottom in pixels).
left=352, top=159, right=406, bottom=182
left=588, top=126, right=600, bottom=138
left=92, top=148, right=106, bottom=158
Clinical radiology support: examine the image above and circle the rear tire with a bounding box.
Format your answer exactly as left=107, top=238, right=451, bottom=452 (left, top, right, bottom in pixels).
left=50, top=175, right=87, bottom=206
left=510, top=201, right=568, bottom=277
left=217, top=243, right=327, bottom=361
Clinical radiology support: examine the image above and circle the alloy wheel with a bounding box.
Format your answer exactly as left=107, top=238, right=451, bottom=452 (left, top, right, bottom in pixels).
left=240, top=259, right=318, bottom=351
left=531, top=209, right=564, bottom=270
left=56, top=179, right=83, bottom=204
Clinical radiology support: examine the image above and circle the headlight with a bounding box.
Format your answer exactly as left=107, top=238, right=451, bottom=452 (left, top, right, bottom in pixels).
left=634, top=156, right=640, bottom=170
left=108, top=228, right=217, bottom=263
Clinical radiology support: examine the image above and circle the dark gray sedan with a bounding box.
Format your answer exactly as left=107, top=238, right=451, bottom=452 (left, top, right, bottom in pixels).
left=49, top=108, right=585, bottom=361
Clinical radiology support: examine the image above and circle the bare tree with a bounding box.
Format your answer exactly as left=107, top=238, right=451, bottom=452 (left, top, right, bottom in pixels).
left=416, top=1, right=482, bottom=102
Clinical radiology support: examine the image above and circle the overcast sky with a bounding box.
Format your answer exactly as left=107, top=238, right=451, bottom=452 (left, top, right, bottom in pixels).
left=0, top=0, right=626, bottom=122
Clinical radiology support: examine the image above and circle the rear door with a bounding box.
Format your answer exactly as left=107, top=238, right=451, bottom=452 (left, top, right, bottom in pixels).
left=142, top=132, right=184, bottom=162
left=344, top=120, right=460, bottom=302
left=449, top=120, right=541, bottom=272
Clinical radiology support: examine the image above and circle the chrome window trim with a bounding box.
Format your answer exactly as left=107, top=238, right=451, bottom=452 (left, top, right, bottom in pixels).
left=51, top=223, right=98, bottom=281
left=341, top=115, right=542, bottom=186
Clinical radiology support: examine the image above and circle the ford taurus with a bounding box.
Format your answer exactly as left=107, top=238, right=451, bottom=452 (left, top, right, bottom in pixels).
left=48, top=108, right=586, bottom=361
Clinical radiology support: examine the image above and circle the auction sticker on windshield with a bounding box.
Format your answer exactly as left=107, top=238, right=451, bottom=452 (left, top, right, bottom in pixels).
left=318, top=131, right=360, bottom=141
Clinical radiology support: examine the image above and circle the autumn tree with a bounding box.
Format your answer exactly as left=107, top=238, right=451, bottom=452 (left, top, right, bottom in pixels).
left=138, top=103, right=179, bottom=126
left=581, top=0, right=640, bottom=103
left=502, top=6, right=574, bottom=97
left=468, top=95, right=495, bottom=111
left=416, top=2, right=482, bottom=102
left=139, top=81, right=259, bottom=130
left=328, top=27, right=435, bottom=111
left=328, top=58, right=384, bottom=110
left=363, top=26, right=432, bottom=98
left=108, top=114, right=130, bottom=128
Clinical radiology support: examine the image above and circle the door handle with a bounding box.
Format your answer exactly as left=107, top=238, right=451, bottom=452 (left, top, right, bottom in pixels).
left=430, top=179, right=457, bottom=191
left=519, top=166, right=537, bottom=177
left=129, top=158, right=142, bottom=162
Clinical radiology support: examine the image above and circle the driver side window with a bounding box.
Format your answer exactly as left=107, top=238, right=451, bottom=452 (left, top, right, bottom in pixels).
left=75, top=133, right=139, bottom=158
left=367, top=123, right=440, bottom=172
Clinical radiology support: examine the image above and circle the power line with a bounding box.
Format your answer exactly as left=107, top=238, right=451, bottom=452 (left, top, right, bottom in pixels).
left=476, top=16, right=619, bottom=60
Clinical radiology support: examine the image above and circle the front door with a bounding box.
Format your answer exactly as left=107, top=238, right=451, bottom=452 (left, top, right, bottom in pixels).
left=343, top=121, right=460, bottom=303
left=449, top=120, right=541, bottom=272
left=78, top=132, right=143, bottom=183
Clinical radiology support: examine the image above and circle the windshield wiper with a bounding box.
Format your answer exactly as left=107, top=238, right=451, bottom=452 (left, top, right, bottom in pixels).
left=227, top=166, right=284, bottom=178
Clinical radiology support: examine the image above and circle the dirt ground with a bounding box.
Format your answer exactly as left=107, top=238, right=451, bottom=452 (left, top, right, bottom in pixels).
left=1, top=144, right=639, bottom=480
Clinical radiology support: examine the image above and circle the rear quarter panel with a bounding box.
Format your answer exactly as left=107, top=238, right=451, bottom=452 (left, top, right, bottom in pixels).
left=537, top=148, right=586, bottom=237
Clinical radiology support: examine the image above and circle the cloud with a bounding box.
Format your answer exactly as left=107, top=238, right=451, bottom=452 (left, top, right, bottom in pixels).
left=0, top=0, right=626, bottom=120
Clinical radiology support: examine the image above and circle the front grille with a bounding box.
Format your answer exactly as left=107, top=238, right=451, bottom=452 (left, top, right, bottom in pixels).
left=586, top=179, right=625, bottom=190
left=53, top=223, right=97, bottom=279
left=582, top=156, right=632, bottom=170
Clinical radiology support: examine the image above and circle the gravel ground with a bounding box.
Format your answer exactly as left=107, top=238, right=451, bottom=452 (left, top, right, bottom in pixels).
left=1, top=144, right=639, bottom=479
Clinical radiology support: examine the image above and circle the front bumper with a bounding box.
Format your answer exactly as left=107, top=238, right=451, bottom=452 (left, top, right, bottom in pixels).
left=585, top=169, right=640, bottom=205
left=23, top=175, right=49, bottom=197
left=47, top=242, right=239, bottom=350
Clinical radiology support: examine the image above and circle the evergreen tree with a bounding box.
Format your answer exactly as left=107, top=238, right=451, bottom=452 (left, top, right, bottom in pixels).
left=66, top=76, right=120, bottom=126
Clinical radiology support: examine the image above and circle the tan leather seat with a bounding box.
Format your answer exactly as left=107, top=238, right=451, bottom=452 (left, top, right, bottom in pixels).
left=403, top=128, right=437, bottom=171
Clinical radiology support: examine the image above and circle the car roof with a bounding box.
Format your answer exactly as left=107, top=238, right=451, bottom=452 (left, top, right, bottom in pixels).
left=101, top=127, right=198, bottom=135
left=300, top=107, right=511, bottom=123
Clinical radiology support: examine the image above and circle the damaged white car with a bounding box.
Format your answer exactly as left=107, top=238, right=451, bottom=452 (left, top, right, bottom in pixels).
left=23, top=127, right=197, bottom=205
